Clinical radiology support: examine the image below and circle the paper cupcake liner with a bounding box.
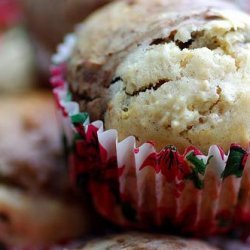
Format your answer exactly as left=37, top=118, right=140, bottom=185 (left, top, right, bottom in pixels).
left=50, top=35, right=250, bottom=236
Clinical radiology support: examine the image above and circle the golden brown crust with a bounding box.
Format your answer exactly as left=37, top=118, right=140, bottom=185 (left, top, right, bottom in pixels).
left=74, top=232, right=219, bottom=250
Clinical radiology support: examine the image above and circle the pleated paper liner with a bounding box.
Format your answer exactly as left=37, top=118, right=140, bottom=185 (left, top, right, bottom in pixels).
left=50, top=35, right=250, bottom=236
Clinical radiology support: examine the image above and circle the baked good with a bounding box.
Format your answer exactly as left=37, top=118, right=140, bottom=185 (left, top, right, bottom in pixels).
left=0, top=91, right=91, bottom=247
left=67, top=0, right=250, bottom=153
left=72, top=233, right=218, bottom=250
left=51, top=0, right=250, bottom=236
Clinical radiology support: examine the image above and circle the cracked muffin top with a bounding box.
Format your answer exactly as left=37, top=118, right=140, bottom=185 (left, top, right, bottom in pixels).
left=67, top=0, right=250, bottom=153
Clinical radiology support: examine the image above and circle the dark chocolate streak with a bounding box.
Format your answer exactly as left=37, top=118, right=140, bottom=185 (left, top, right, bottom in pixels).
left=111, top=76, right=122, bottom=85
left=126, top=79, right=170, bottom=96
left=150, top=34, right=194, bottom=50
left=150, top=30, right=177, bottom=45
left=176, top=39, right=194, bottom=50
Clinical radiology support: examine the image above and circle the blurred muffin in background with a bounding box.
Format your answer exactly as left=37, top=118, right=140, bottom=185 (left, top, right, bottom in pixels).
left=71, top=233, right=218, bottom=250
left=21, top=0, right=114, bottom=77
left=0, top=0, right=36, bottom=93
left=0, top=91, right=93, bottom=247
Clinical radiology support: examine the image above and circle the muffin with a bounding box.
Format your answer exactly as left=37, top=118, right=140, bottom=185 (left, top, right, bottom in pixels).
left=0, top=91, right=92, bottom=247
left=72, top=233, right=218, bottom=250
left=51, top=0, right=250, bottom=236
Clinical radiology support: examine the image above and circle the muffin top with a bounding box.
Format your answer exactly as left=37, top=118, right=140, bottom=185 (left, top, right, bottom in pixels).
left=67, top=0, right=250, bottom=153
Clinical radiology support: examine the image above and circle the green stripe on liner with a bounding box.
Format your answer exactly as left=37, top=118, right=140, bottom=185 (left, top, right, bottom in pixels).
left=186, top=152, right=206, bottom=175
left=71, top=113, right=89, bottom=124
left=221, top=147, right=246, bottom=179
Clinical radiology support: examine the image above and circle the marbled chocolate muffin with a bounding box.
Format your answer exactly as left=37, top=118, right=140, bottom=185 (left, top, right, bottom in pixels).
left=66, top=0, right=250, bottom=153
